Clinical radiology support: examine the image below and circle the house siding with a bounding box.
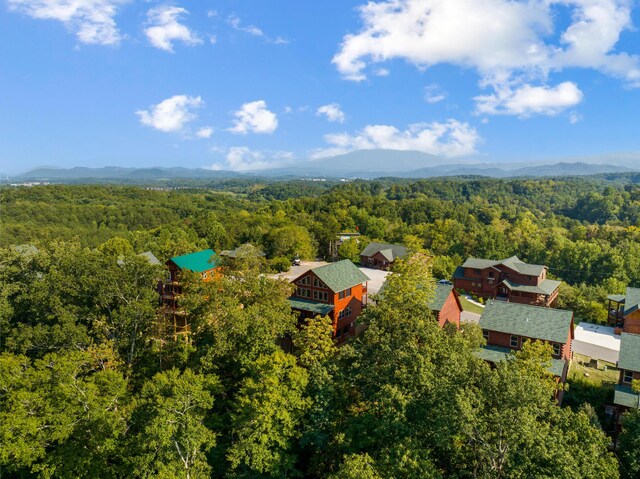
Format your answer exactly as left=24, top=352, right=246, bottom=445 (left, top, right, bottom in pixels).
left=437, top=291, right=462, bottom=328
left=454, top=261, right=557, bottom=307
left=623, top=310, right=640, bottom=334
left=290, top=270, right=366, bottom=344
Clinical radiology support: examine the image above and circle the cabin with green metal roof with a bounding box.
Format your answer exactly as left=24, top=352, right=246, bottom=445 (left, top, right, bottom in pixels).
left=160, top=249, right=220, bottom=335
left=289, top=260, right=370, bottom=343
left=453, top=255, right=560, bottom=307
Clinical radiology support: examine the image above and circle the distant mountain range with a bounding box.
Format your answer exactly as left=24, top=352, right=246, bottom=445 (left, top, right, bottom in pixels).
left=8, top=149, right=640, bottom=182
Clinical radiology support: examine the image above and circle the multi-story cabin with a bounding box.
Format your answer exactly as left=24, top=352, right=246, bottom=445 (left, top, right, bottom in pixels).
left=360, top=242, right=408, bottom=270
left=430, top=284, right=463, bottom=328
left=614, top=332, right=640, bottom=411
left=453, top=255, right=561, bottom=307
left=477, top=300, right=574, bottom=402
left=607, top=287, right=640, bottom=334
left=288, top=260, right=370, bottom=343
left=160, top=249, right=219, bottom=334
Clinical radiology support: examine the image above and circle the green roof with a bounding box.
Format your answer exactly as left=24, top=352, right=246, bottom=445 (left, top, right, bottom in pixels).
left=614, top=384, right=640, bottom=408
left=311, top=260, right=370, bottom=293
left=624, top=287, right=640, bottom=316
left=170, top=249, right=218, bottom=273
left=475, top=344, right=513, bottom=362
left=360, top=242, right=407, bottom=261
left=288, top=298, right=334, bottom=316
left=502, top=278, right=561, bottom=296
left=619, top=332, right=640, bottom=372
left=607, top=294, right=626, bottom=303
left=429, top=284, right=455, bottom=311
left=479, top=300, right=573, bottom=344
left=461, top=255, right=545, bottom=276
left=474, top=345, right=566, bottom=377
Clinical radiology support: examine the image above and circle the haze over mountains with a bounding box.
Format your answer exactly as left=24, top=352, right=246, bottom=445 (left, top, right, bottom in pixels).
left=9, top=149, right=640, bottom=181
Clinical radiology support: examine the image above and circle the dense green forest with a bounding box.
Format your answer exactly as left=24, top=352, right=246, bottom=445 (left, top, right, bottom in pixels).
left=1, top=176, right=640, bottom=478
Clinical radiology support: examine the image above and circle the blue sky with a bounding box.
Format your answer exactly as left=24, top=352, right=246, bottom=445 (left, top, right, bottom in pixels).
left=1, top=0, right=640, bottom=174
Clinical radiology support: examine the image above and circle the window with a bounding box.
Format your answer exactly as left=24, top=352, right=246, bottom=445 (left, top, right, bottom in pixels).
left=488, top=271, right=494, bottom=278
left=296, top=288, right=311, bottom=298
left=202, top=272, right=207, bottom=279
left=338, top=306, right=352, bottom=320
left=510, top=335, right=519, bottom=348
left=474, top=268, right=481, bottom=274
left=338, top=287, right=352, bottom=300
left=342, top=325, right=350, bottom=336
left=552, top=343, right=561, bottom=356
left=482, top=329, right=489, bottom=341
left=313, top=290, right=328, bottom=301
left=624, top=370, right=634, bottom=384
left=313, top=277, right=326, bottom=288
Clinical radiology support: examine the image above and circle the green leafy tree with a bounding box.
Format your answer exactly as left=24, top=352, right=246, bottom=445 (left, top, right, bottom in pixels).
left=227, top=351, right=310, bottom=477
left=126, top=368, right=219, bottom=479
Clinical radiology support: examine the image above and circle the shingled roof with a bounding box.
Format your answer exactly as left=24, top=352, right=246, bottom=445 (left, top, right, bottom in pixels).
left=619, top=332, right=640, bottom=372
left=170, top=249, right=218, bottom=273
left=310, top=260, right=370, bottom=293
left=475, top=345, right=567, bottom=377
left=624, top=287, right=640, bottom=316
left=502, top=278, right=561, bottom=296
left=462, top=255, right=545, bottom=276
left=360, top=242, right=408, bottom=262
left=479, top=300, right=573, bottom=344
left=429, top=284, right=456, bottom=311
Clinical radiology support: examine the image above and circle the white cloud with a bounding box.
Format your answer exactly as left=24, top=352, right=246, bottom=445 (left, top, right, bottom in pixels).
left=424, top=84, right=447, bottom=104
left=144, top=6, right=201, bottom=52
left=475, top=81, right=584, bottom=117
left=374, top=68, right=390, bottom=77
left=196, top=127, right=213, bottom=138
left=316, top=103, right=346, bottom=123
left=136, top=95, right=202, bottom=132
left=312, top=120, right=480, bottom=158
left=8, top=0, right=126, bottom=45
left=569, top=112, right=583, bottom=124
left=333, top=0, right=640, bottom=114
left=229, top=100, right=278, bottom=134
left=208, top=147, right=284, bottom=171
left=228, top=15, right=263, bottom=36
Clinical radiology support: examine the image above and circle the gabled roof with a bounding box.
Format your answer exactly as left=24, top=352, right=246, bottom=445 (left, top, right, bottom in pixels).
left=288, top=298, right=334, bottom=316
left=502, top=278, right=561, bottom=296
left=429, top=284, right=456, bottom=312
left=310, top=260, right=370, bottom=293
left=360, top=242, right=408, bottom=262
left=170, top=249, right=218, bottom=273
left=139, top=251, right=161, bottom=265
left=500, top=255, right=545, bottom=276
left=624, top=287, right=640, bottom=316
left=479, top=300, right=573, bottom=344
left=220, top=244, right=265, bottom=258
left=619, top=332, right=640, bottom=372
left=462, top=255, right=545, bottom=277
